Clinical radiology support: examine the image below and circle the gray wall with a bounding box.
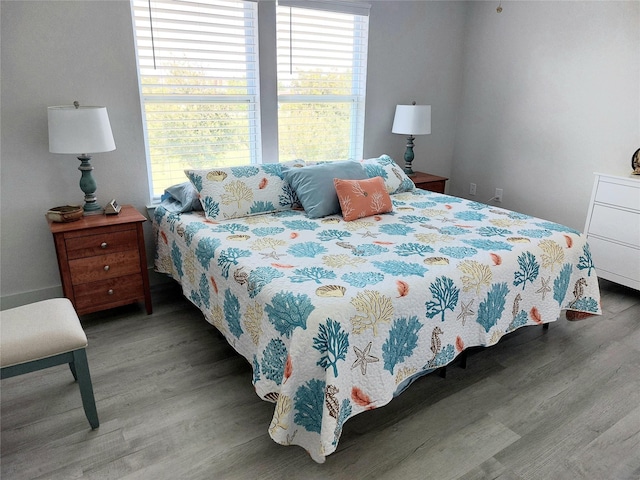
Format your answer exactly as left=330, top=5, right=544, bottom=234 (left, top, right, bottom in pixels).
left=1, top=1, right=149, bottom=307
left=451, top=1, right=640, bottom=230
left=365, top=0, right=466, bottom=179
left=0, top=0, right=467, bottom=307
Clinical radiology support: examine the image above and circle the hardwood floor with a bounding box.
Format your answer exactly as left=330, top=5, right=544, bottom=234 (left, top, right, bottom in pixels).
left=2, top=279, right=639, bottom=479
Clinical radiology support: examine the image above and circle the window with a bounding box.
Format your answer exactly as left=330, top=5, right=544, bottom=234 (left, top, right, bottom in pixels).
left=132, top=0, right=369, bottom=198
left=276, top=2, right=369, bottom=163
left=132, top=0, right=259, bottom=197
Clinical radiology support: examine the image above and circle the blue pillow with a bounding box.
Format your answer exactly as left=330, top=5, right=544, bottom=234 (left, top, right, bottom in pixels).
left=283, top=161, right=367, bottom=218
left=160, top=182, right=202, bottom=213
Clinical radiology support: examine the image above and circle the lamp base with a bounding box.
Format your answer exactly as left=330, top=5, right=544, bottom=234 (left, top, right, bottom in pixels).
left=78, top=155, right=103, bottom=215
left=83, top=207, right=104, bottom=216
left=403, top=136, right=415, bottom=176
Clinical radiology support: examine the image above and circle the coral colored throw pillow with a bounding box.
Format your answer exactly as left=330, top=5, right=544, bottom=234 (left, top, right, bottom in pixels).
left=333, top=176, right=393, bottom=221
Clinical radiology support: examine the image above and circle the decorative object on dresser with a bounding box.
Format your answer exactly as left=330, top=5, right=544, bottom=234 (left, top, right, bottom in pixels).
left=48, top=101, right=116, bottom=215
left=410, top=171, right=448, bottom=193
left=104, top=199, right=122, bottom=215
left=391, top=102, right=431, bottom=176
left=584, top=173, right=640, bottom=290
left=48, top=205, right=152, bottom=315
left=46, top=205, right=84, bottom=223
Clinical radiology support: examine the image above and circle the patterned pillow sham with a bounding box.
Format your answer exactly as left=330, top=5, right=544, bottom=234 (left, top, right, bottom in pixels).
left=334, top=176, right=393, bottom=221
left=185, top=160, right=305, bottom=221
left=360, top=154, right=415, bottom=194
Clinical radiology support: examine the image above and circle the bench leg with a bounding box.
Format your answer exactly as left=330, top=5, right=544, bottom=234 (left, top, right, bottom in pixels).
left=71, top=349, right=99, bottom=429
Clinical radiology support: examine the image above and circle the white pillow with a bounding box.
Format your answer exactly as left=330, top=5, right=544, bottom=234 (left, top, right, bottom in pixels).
left=185, top=160, right=305, bottom=221
left=359, top=154, right=415, bottom=194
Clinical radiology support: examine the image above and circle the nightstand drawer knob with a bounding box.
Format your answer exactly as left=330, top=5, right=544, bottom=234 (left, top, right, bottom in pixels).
left=103, top=265, right=110, bottom=272
left=107, top=289, right=114, bottom=295
left=101, top=242, right=108, bottom=249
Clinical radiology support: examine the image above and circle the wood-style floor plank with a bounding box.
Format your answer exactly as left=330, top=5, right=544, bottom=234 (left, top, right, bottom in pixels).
left=1, top=279, right=639, bottom=479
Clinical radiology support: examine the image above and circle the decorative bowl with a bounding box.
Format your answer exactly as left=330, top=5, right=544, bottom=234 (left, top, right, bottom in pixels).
left=46, top=205, right=84, bottom=223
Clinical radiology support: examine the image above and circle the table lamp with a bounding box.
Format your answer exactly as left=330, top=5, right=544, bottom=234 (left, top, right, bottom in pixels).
left=48, top=101, right=116, bottom=214
left=392, top=103, right=431, bottom=176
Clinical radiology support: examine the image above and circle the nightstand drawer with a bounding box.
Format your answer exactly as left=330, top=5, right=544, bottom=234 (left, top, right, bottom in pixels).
left=409, top=172, right=448, bottom=194
left=68, top=250, right=141, bottom=284
left=73, top=274, right=145, bottom=312
left=417, top=180, right=446, bottom=193
left=66, top=227, right=138, bottom=260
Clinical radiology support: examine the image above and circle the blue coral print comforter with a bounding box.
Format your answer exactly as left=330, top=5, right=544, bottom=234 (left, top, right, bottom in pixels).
left=153, top=189, right=601, bottom=463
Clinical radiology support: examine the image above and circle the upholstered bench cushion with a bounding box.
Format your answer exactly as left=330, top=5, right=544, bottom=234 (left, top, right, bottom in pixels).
left=1, top=298, right=88, bottom=368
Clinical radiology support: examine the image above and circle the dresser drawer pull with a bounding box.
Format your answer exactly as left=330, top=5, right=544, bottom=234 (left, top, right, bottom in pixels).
left=101, top=242, right=108, bottom=249
left=107, top=289, right=114, bottom=295
left=103, top=265, right=110, bottom=272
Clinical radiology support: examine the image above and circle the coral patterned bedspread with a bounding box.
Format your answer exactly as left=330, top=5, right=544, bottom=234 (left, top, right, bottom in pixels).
left=153, top=189, right=601, bottom=463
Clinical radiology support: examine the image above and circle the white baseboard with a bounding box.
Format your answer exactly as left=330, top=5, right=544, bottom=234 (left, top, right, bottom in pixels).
left=1, top=286, right=64, bottom=311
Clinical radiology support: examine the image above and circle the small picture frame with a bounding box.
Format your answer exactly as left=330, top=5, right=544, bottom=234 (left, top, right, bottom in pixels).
left=105, top=198, right=121, bottom=215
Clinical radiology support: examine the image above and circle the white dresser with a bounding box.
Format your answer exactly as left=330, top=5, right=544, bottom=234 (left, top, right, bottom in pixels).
left=583, top=173, right=640, bottom=290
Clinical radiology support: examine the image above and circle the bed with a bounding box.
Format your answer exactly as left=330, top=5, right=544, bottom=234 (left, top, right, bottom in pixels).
left=152, top=156, right=601, bottom=463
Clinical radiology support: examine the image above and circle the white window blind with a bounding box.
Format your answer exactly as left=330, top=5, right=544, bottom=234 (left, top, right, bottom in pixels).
left=276, top=3, right=369, bottom=162
left=132, top=0, right=260, bottom=197
left=132, top=0, right=370, bottom=198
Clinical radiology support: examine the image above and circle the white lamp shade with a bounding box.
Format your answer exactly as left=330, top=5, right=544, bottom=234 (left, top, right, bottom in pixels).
left=48, top=105, right=116, bottom=154
left=392, top=104, right=431, bottom=136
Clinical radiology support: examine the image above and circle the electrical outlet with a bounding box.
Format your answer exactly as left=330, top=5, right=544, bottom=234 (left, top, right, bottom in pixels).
left=469, top=183, right=477, bottom=196
left=495, top=188, right=503, bottom=202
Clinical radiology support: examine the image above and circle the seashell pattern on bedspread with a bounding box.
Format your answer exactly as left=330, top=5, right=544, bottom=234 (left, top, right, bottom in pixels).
left=153, top=189, right=601, bottom=463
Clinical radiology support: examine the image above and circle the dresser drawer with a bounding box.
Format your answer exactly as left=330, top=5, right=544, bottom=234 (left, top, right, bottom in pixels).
left=588, top=237, right=640, bottom=284
left=73, top=274, right=145, bottom=312
left=65, top=227, right=138, bottom=260
left=588, top=204, right=640, bottom=247
left=595, top=180, right=640, bottom=211
left=68, top=250, right=141, bottom=284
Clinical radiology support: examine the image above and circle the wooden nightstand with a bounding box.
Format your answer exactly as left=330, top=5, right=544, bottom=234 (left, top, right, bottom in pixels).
left=410, top=171, right=448, bottom=193
left=48, top=205, right=152, bottom=315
